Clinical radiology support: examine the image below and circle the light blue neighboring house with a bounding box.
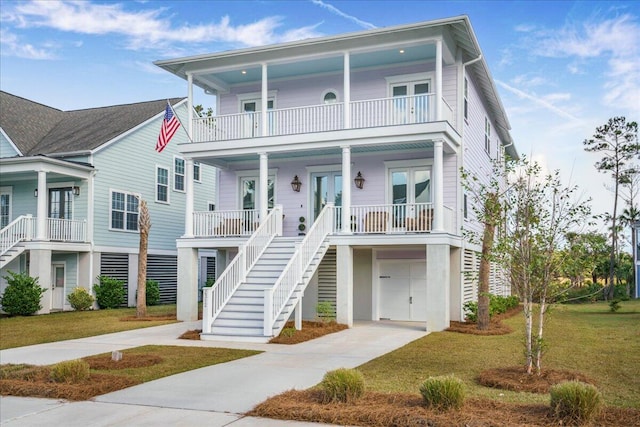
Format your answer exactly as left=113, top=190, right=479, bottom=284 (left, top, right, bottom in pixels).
left=0, top=92, right=217, bottom=313
left=156, top=15, right=519, bottom=341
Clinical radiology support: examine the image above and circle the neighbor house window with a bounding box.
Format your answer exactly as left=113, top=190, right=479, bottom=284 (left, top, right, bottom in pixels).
left=464, top=78, right=469, bottom=121
left=194, top=162, right=201, bottom=182
left=156, top=166, right=169, bottom=203
left=0, top=188, right=11, bottom=228
left=485, top=117, right=491, bottom=155
left=208, top=203, right=215, bottom=211
left=110, top=190, right=139, bottom=231
left=323, top=91, right=338, bottom=104
left=174, top=157, right=185, bottom=191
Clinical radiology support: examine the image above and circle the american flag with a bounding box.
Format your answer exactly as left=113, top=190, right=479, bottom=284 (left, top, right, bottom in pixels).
left=156, top=102, right=180, bottom=153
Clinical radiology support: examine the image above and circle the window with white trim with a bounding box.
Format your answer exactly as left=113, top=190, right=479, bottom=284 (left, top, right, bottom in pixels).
left=110, top=190, right=139, bottom=231
left=156, top=166, right=169, bottom=203
left=485, top=117, right=491, bottom=155
left=194, top=162, right=201, bottom=182
left=174, top=157, right=185, bottom=191
left=464, top=78, right=469, bottom=121
left=0, top=187, right=11, bottom=228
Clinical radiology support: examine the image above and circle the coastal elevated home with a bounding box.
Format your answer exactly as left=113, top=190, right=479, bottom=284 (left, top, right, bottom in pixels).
left=155, top=15, right=517, bottom=341
left=0, top=92, right=216, bottom=313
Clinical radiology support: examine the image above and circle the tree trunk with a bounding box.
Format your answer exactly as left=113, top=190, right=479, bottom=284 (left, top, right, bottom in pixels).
left=478, top=194, right=499, bottom=331
left=535, top=297, right=546, bottom=375
left=524, top=300, right=533, bottom=374
left=136, top=200, right=151, bottom=318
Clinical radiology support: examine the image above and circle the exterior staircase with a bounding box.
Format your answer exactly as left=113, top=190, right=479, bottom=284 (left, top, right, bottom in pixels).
left=0, top=242, right=26, bottom=269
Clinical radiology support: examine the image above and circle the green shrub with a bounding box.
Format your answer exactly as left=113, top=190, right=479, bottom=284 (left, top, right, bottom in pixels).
left=550, top=381, right=602, bottom=424
left=281, top=327, right=296, bottom=338
left=464, top=295, right=519, bottom=322
left=319, top=368, right=365, bottom=403
left=67, top=287, right=94, bottom=311
left=316, top=301, right=335, bottom=323
left=609, top=299, right=621, bottom=312
left=0, top=271, right=46, bottom=316
left=463, top=301, right=478, bottom=322
left=145, top=280, right=160, bottom=306
left=93, top=276, right=126, bottom=309
left=49, top=359, right=90, bottom=383
left=419, top=375, right=466, bottom=410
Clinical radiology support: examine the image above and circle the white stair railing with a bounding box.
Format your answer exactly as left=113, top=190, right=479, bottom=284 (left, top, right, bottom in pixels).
left=0, top=215, right=35, bottom=256
left=264, top=203, right=334, bottom=336
left=202, top=205, right=283, bottom=334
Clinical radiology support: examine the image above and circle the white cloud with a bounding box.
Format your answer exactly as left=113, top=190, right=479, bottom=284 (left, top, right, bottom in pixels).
left=310, top=0, right=376, bottom=30
left=0, top=28, right=55, bottom=59
left=511, top=74, right=546, bottom=87
left=496, top=80, right=583, bottom=123
left=2, top=0, right=324, bottom=52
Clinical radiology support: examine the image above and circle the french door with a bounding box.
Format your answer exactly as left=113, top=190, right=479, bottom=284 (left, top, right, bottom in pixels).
left=242, top=99, right=274, bottom=137
left=311, top=172, right=342, bottom=226
left=391, top=81, right=430, bottom=124
left=389, top=167, right=431, bottom=229
left=49, top=188, right=73, bottom=219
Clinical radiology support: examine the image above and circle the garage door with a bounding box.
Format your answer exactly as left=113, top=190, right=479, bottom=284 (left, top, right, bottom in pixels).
left=379, top=261, right=427, bottom=321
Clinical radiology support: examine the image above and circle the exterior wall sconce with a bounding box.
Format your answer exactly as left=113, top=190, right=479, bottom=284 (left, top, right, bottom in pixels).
left=354, top=171, right=365, bottom=189
left=73, top=186, right=80, bottom=196
left=34, top=189, right=38, bottom=197
left=291, top=175, right=302, bottom=192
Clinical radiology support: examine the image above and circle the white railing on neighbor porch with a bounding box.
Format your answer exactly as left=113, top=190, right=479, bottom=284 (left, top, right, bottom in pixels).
left=192, top=94, right=451, bottom=143
left=202, top=205, right=283, bottom=334
left=264, top=203, right=335, bottom=336
left=47, top=218, right=87, bottom=242
left=0, top=215, right=35, bottom=255
left=193, top=209, right=259, bottom=237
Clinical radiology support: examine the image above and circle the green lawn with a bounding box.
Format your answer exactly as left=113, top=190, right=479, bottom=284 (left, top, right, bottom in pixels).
left=358, top=300, right=640, bottom=409
left=0, top=305, right=179, bottom=350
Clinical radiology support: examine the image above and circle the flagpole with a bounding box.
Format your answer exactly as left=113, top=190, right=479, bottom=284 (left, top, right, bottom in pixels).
left=166, top=100, right=193, bottom=143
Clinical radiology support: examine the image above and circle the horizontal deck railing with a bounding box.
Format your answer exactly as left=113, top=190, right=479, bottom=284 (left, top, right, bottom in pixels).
left=47, top=218, right=87, bottom=242
left=192, top=94, right=451, bottom=142
left=348, top=203, right=435, bottom=234
left=193, top=209, right=259, bottom=237
left=1, top=216, right=87, bottom=256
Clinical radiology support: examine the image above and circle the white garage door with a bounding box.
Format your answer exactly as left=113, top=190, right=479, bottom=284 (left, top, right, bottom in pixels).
left=379, top=261, right=427, bottom=321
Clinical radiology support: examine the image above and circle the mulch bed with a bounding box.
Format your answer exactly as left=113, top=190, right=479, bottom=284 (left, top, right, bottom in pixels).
left=447, top=306, right=522, bottom=336
left=179, top=329, right=202, bottom=340
left=83, top=354, right=163, bottom=370
left=249, top=389, right=640, bottom=427
left=477, top=366, right=594, bottom=394
left=268, top=321, right=349, bottom=344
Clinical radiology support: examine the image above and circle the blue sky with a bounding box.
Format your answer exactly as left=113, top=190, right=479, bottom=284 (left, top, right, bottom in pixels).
left=1, top=0, right=639, bottom=233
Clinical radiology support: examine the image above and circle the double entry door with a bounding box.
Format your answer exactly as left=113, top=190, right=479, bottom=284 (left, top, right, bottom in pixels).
left=379, top=260, right=427, bottom=322
left=242, top=99, right=274, bottom=137
left=391, top=80, right=430, bottom=124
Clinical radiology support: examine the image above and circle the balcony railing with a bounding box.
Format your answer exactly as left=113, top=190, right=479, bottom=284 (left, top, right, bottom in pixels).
left=1, top=216, right=87, bottom=256
left=193, top=210, right=259, bottom=237
left=192, top=94, right=450, bottom=143
left=47, top=218, right=87, bottom=242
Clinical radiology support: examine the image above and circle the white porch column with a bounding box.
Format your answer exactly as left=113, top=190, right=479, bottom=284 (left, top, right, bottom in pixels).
left=336, top=244, right=353, bottom=327
left=261, top=63, right=268, bottom=136
left=36, top=170, right=47, bottom=240
left=187, top=73, right=193, bottom=139
left=30, top=249, right=52, bottom=314
left=432, top=140, right=444, bottom=232
left=343, top=52, right=351, bottom=129
left=426, top=244, right=450, bottom=332
left=435, top=39, right=443, bottom=121
left=259, top=152, right=269, bottom=223
left=184, top=158, right=194, bottom=237
left=177, top=246, right=199, bottom=321
left=341, top=146, right=351, bottom=233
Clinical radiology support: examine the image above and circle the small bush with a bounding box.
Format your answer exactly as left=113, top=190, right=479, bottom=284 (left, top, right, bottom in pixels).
left=0, top=271, right=46, bottom=316
left=464, top=295, right=519, bottom=322
left=67, top=287, right=94, bottom=311
left=419, top=375, right=465, bottom=410
left=319, top=368, right=365, bottom=403
left=609, top=299, right=621, bottom=312
left=281, top=327, right=296, bottom=337
left=93, top=276, right=126, bottom=309
left=49, top=359, right=90, bottom=383
left=550, top=381, right=602, bottom=424
left=145, top=280, right=160, bottom=306
left=316, top=301, right=335, bottom=323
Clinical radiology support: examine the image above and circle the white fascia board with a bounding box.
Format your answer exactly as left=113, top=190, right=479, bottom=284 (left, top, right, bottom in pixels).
left=0, top=156, right=94, bottom=178
left=0, top=127, right=23, bottom=156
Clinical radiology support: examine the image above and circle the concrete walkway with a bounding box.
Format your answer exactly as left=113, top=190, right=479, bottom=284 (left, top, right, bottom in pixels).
left=0, top=320, right=428, bottom=426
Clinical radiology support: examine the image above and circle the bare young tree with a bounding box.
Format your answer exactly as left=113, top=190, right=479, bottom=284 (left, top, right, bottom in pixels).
left=584, top=117, right=639, bottom=299
left=136, top=199, right=151, bottom=318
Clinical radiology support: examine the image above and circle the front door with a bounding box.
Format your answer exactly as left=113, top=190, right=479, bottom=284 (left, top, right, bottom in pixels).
left=49, top=188, right=73, bottom=219
left=51, top=263, right=65, bottom=310
left=241, top=99, right=274, bottom=137
left=240, top=176, right=274, bottom=229
left=379, top=261, right=427, bottom=321
left=311, top=172, right=342, bottom=226
left=391, top=81, right=430, bottom=124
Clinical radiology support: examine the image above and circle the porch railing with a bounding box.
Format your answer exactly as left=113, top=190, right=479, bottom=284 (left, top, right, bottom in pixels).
left=47, top=218, right=87, bottom=242
left=264, top=203, right=334, bottom=336
left=202, top=205, right=283, bottom=334
left=349, top=203, right=435, bottom=233
left=193, top=209, right=259, bottom=237
left=192, top=94, right=450, bottom=143
left=0, top=215, right=35, bottom=255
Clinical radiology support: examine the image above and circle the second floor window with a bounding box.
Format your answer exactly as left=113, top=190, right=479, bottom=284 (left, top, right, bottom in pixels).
left=156, top=166, right=169, bottom=203
left=464, top=78, right=469, bottom=121
left=174, top=157, right=185, bottom=191
left=111, top=191, right=139, bottom=231
left=194, top=162, right=201, bottom=182
left=485, top=118, right=491, bottom=155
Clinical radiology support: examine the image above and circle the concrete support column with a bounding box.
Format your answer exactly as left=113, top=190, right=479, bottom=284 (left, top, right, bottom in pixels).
left=261, top=63, right=268, bottom=136
left=177, top=246, right=199, bottom=321
left=294, top=299, right=302, bottom=330
left=433, top=140, right=444, bottom=232
left=426, top=244, right=450, bottom=332
left=30, top=249, right=52, bottom=314
left=184, top=158, right=194, bottom=237
left=187, top=73, right=193, bottom=139
left=435, top=39, right=443, bottom=121
left=343, top=52, right=351, bottom=129
left=36, top=170, right=47, bottom=240
left=336, top=244, right=353, bottom=327
left=128, top=253, right=139, bottom=307
left=341, top=146, right=351, bottom=233
left=259, top=152, right=269, bottom=223
left=449, top=247, right=463, bottom=321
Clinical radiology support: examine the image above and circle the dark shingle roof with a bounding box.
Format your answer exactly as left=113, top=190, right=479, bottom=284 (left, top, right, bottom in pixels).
left=0, top=91, right=184, bottom=155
